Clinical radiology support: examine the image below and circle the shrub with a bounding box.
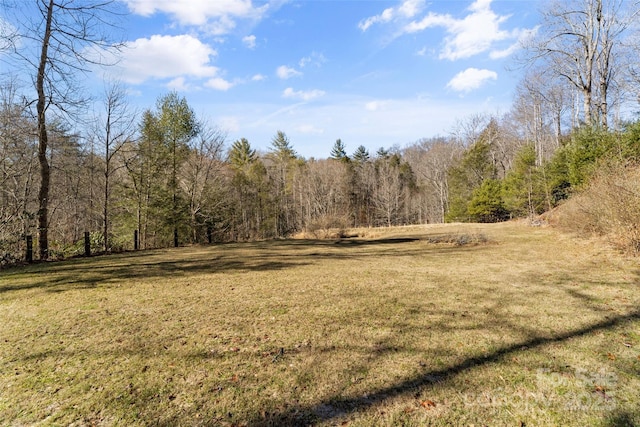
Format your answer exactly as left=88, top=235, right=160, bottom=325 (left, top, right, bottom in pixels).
left=557, top=160, right=640, bottom=254
left=467, top=179, right=510, bottom=223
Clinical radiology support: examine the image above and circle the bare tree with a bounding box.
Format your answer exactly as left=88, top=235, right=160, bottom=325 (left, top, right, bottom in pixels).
left=180, top=119, right=226, bottom=243
left=0, top=78, right=38, bottom=261
left=404, top=137, right=462, bottom=223
left=523, top=0, right=637, bottom=129
left=94, top=81, right=136, bottom=252
left=513, top=67, right=572, bottom=162
left=293, top=159, right=351, bottom=234
left=5, top=0, right=124, bottom=259
left=450, top=113, right=491, bottom=147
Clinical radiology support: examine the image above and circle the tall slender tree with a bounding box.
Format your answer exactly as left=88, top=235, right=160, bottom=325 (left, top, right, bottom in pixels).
left=4, top=0, right=124, bottom=259
left=181, top=120, right=225, bottom=243
left=268, top=131, right=298, bottom=237
left=95, top=81, right=136, bottom=252
left=141, top=92, right=199, bottom=247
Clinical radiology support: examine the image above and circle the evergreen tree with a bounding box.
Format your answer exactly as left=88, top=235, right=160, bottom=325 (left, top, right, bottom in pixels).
left=133, top=92, right=199, bottom=247
left=330, top=139, right=348, bottom=162
left=467, top=179, right=509, bottom=223
left=376, top=147, right=390, bottom=159
left=230, top=138, right=257, bottom=170
left=566, top=126, right=614, bottom=187
left=446, top=139, right=496, bottom=222
left=268, top=131, right=299, bottom=237
left=353, top=145, right=370, bottom=163
left=228, top=138, right=268, bottom=240
left=157, top=92, right=199, bottom=246
left=270, top=130, right=296, bottom=161
left=503, top=144, right=549, bottom=217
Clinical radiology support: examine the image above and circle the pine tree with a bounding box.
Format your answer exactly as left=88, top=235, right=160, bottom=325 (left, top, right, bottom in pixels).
left=268, top=131, right=299, bottom=237
left=467, top=179, right=509, bottom=223
left=229, top=138, right=257, bottom=170
left=353, top=145, right=370, bottom=163
left=330, top=139, right=349, bottom=162
left=445, top=139, right=496, bottom=222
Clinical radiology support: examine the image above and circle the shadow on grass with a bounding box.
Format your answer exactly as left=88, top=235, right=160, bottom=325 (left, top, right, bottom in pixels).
left=0, top=236, right=485, bottom=295
left=3, top=231, right=638, bottom=426
left=332, top=237, right=421, bottom=245
left=227, top=308, right=640, bottom=426
left=604, top=410, right=640, bottom=427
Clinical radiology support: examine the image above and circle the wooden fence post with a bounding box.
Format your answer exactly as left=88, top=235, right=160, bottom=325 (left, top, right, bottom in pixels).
left=84, top=231, right=91, bottom=257
left=25, top=235, right=33, bottom=263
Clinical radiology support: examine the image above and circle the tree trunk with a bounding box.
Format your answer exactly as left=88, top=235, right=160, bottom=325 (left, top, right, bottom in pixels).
left=103, top=113, right=111, bottom=252
left=36, top=0, right=55, bottom=260
left=103, top=162, right=109, bottom=252
left=583, top=87, right=592, bottom=126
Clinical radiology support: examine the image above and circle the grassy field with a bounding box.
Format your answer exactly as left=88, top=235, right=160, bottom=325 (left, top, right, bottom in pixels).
left=1, top=222, right=639, bottom=426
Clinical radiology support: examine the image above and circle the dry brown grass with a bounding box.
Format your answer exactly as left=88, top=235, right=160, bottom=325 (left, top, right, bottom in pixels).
left=551, top=161, right=640, bottom=255
left=1, top=222, right=639, bottom=426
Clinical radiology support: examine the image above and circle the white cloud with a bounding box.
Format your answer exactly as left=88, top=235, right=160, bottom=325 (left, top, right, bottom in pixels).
left=0, top=17, right=17, bottom=52
left=295, top=124, right=324, bottom=135
left=415, top=46, right=429, bottom=56
left=489, top=27, right=538, bottom=59
left=282, top=87, right=326, bottom=101
left=206, top=77, right=234, bottom=91
left=489, top=42, right=519, bottom=60
left=400, top=0, right=532, bottom=60
left=252, top=74, right=267, bottom=81
left=359, top=0, right=425, bottom=31
left=299, top=52, right=327, bottom=68
left=167, top=77, right=192, bottom=91
left=242, top=35, right=257, bottom=49
left=276, top=65, right=302, bottom=79
left=359, top=8, right=394, bottom=31
left=123, top=0, right=267, bottom=29
left=365, top=100, right=388, bottom=111
left=117, top=34, right=219, bottom=84
left=447, top=68, right=497, bottom=93
left=398, top=0, right=424, bottom=18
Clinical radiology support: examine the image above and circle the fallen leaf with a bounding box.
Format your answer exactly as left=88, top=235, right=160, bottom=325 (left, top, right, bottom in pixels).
left=594, top=385, right=611, bottom=399
left=607, top=353, right=616, bottom=360
left=420, top=399, right=436, bottom=409
left=231, top=374, right=238, bottom=382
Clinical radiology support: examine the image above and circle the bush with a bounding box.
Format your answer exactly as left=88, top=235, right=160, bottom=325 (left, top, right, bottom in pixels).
left=305, top=215, right=349, bottom=239
left=467, top=179, right=510, bottom=223
left=556, top=160, right=640, bottom=254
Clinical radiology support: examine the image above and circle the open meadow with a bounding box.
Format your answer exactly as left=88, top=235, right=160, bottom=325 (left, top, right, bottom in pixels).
left=1, top=222, right=639, bottom=426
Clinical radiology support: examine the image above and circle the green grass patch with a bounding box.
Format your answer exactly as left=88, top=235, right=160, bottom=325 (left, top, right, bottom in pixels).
left=1, top=222, right=639, bottom=426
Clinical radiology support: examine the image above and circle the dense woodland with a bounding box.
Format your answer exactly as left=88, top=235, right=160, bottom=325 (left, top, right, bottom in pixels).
left=2, top=0, right=640, bottom=265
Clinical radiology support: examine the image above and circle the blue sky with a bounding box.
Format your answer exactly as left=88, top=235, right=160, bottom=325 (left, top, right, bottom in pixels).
left=54, top=0, right=542, bottom=158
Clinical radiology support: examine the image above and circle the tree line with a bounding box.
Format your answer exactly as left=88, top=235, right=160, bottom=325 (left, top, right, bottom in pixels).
left=1, top=0, right=640, bottom=265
